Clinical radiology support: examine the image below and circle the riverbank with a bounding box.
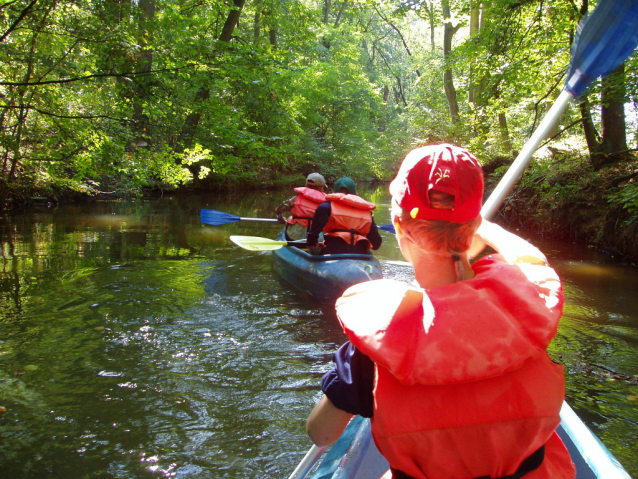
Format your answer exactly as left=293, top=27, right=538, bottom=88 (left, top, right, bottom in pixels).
left=482, top=154, right=638, bottom=265
left=2, top=154, right=637, bottom=263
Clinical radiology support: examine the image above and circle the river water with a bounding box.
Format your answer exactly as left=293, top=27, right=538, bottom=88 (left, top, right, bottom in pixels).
left=0, top=185, right=636, bottom=479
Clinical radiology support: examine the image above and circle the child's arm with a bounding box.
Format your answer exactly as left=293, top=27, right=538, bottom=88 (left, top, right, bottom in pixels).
left=469, top=219, right=547, bottom=266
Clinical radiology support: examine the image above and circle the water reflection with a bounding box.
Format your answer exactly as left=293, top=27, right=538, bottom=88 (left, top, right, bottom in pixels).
left=532, top=240, right=638, bottom=472
left=0, top=188, right=637, bottom=478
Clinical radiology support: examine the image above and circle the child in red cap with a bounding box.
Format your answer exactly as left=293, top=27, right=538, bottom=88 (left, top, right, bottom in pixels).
left=306, top=144, right=575, bottom=479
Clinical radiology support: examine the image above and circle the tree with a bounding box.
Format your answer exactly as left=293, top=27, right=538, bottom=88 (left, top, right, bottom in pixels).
left=2, top=0, right=636, bottom=199
left=2, top=0, right=53, bottom=180
left=131, top=0, right=156, bottom=150
left=441, top=0, right=460, bottom=125
left=579, top=65, right=629, bottom=170
left=467, top=1, right=482, bottom=105
left=177, top=0, right=247, bottom=150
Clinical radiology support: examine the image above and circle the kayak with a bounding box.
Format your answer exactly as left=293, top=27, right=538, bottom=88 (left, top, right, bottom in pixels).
left=272, top=231, right=383, bottom=303
left=291, top=401, right=631, bottom=479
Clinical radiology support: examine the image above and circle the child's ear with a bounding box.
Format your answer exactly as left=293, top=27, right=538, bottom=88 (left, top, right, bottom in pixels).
left=393, top=217, right=404, bottom=238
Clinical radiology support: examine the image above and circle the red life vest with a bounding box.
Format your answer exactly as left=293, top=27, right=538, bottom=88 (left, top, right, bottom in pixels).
left=324, top=193, right=376, bottom=249
left=336, top=256, right=576, bottom=479
left=288, top=187, right=326, bottom=228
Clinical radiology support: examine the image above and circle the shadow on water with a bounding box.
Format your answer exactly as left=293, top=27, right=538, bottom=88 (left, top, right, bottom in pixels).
left=0, top=188, right=637, bottom=478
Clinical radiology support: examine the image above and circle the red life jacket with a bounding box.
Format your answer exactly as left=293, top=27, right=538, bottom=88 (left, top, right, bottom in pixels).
left=324, top=193, right=376, bottom=249
left=288, top=187, right=326, bottom=229
left=336, top=256, right=576, bottom=479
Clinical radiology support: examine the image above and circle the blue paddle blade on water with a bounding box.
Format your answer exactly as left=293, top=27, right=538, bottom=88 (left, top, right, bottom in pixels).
left=200, top=209, right=240, bottom=225
left=566, top=0, right=638, bottom=98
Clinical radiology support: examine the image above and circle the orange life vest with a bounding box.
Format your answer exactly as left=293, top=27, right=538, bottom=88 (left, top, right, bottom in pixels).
left=324, top=193, right=376, bottom=250
left=287, top=187, right=326, bottom=229
left=336, top=256, right=576, bottom=479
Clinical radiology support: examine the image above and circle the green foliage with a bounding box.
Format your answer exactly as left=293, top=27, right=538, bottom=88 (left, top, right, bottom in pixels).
left=453, top=0, right=577, bottom=155
left=515, top=154, right=595, bottom=204
left=607, top=183, right=638, bottom=226
left=1, top=0, right=637, bottom=202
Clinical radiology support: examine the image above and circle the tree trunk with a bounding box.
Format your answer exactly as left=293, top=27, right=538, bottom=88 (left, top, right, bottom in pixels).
left=468, top=3, right=481, bottom=104
left=131, top=0, right=155, bottom=150
left=442, top=0, right=460, bottom=124
left=498, top=112, right=512, bottom=154
left=579, top=64, right=628, bottom=170
left=178, top=0, right=246, bottom=150
left=177, top=88, right=211, bottom=149
left=579, top=97, right=602, bottom=160
left=220, top=0, right=245, bottom=43
left=322, top=0, right=331, bottom=25
left=600, top=64, right=627, bottom=158
left=254, top=11, right=261, bottom=42
left=574, top=0, right=629, bottom=170
left=334, top=1, right=348, bottom=27
left=0, top=109, right=7, bottom=173
left=419, top=0, right=435, bottom=54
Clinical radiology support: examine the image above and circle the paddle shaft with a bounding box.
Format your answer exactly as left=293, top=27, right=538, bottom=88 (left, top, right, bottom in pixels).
left=481, top=90, right=573, bottom=221
left=238, top=217, right=280, bottom=223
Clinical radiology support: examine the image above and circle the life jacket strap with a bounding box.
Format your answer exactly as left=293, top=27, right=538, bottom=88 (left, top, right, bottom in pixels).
left=288, top=215, right=314, bottom=233
left=328, top=227, right=363, bottom=246
left=390, top=446, right=545, bottom=479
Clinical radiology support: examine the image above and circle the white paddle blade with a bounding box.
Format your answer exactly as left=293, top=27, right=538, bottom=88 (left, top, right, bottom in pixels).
left=229, top=236, right=287, bottom=251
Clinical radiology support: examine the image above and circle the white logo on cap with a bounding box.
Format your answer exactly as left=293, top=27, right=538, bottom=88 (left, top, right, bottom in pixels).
left=434, top=168, right=450, bottom=184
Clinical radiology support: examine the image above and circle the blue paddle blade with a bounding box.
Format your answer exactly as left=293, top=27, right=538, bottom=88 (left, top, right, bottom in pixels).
left=566, top=0, right=638, bottom=98
left=200, top=209, right=241, bottom=225
left=378, top=223, right=396, bottom=234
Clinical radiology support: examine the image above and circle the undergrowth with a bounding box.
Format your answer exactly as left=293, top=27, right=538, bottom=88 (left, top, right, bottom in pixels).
left=483, top=152, right=638, bottom=263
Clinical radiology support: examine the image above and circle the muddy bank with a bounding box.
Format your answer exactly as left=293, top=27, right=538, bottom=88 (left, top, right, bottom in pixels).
left=483, top=155, right=638, bottom=264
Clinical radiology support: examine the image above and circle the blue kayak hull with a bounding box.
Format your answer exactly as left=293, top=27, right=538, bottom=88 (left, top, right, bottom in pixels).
left=302, top=402, right=630, bottom=479
left=272, top=233, right=383, bottom=303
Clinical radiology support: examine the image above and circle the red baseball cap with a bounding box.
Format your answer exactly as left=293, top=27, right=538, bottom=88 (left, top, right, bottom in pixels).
left=389, top=144, right=484, bottom=223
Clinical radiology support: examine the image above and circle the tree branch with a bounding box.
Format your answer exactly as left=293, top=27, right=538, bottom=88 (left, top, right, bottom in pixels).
left=0, top=63, right=211, bottom=87
left=1, top=0, right=22, bottom=10
left=0, top=0, right=39, bottom=43
left=372, top=4, right=412, bottom=57
left=0, top=105, right=134, bottom=123
left=538, top=118, right=583, bottom=148
left=530, top=71, right=565, bottom=133
left=610, top=170, right=638, bottom=188
left=373, top=45, right=407, bottom=106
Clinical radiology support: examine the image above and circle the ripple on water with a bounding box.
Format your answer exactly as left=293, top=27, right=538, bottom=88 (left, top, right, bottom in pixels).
left=83, top=273, right=335, bottom=478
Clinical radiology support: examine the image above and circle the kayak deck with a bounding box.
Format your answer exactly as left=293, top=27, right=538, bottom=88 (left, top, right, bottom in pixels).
left=272, top=232, right=383, bottom=303
left=303, top=402, right=630, bottom=479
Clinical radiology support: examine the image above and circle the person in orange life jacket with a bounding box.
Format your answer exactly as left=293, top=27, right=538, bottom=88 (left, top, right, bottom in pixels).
left=306, top=177, right=382, bottom=255
left=275, top=172, right=326, bottom=241
left=306, top=144, right=575, bottom=479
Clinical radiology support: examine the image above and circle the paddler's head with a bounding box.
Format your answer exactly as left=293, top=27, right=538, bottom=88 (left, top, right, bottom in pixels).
left=305, top=173, right=326, bottom=192
left=333, top=177, right=356, bottom=195
left=389, top=144, right=484, bottom=272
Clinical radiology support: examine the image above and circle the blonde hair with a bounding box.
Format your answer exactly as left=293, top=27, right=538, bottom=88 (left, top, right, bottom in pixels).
left=391, top=198, right=480, bottom=255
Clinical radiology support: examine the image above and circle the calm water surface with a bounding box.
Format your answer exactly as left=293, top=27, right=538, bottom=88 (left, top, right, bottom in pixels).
left=1, top=186, right=637, bottom=478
